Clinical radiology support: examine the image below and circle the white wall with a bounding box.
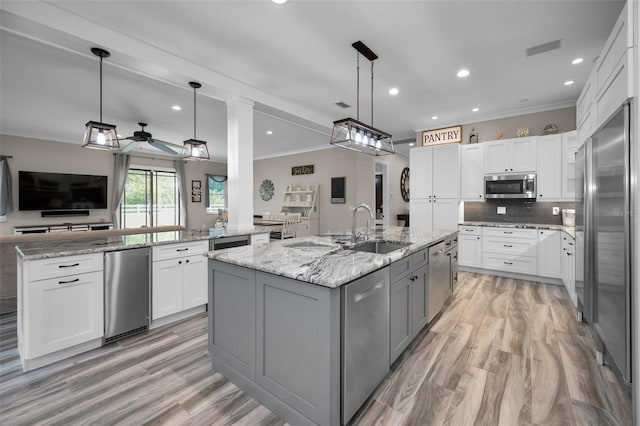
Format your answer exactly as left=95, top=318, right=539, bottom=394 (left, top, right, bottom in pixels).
left=254, top=147, right=409, bottom=233
left=0, top=135, right=226, bottom=235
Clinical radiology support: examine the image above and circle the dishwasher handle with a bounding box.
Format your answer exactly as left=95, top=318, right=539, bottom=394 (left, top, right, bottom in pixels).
left=353, top=282, right=385, bottom=303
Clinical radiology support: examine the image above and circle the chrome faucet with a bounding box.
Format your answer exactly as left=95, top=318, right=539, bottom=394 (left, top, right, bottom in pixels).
left=351, top=203, right=375, bottom=243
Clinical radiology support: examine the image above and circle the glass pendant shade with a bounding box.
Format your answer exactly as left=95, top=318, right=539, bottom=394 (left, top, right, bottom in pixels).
left=181, top=138, right=210, bottom=160
left=330, top=118, right=394, bottom=156
left=82, top=120, right=120, bottom=149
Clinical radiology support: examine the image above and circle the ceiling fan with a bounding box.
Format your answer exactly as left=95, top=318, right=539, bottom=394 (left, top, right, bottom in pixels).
left=120, top=122, right=183, bottom=155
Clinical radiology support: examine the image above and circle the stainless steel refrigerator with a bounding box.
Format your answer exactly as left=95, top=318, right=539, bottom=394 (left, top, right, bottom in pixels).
left=577, top=102, right=634, bottom=392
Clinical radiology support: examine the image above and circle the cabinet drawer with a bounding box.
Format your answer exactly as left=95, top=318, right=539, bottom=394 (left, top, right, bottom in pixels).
left=482, top=227, right=537, bottom=239
left=152, top=241, right=208, bottom=261
left=251, top=233, right=270, bottom=246
left=561, top=234, right=575, bottom=252
left=484, top=237, right=537, bottom=256
left=411, top=249, right=428, bottom=269
left=390, top=257, right=412, bottom=279
left=482, top=253, right=537, bottom=275
left=458, top=225, right=481, bottom=236
left=27, top=253, right=103, bottom=282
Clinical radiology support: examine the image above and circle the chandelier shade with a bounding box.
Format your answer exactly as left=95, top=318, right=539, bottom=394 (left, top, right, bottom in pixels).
left=182, top=81, right=210, bottom=160
left=330, top=118, right=394, bottom=156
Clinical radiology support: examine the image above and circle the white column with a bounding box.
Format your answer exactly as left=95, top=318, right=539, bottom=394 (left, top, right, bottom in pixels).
left=226, top=96, right=255, bottom=232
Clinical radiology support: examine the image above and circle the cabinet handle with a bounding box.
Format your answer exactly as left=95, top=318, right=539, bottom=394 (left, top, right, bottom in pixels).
left=186, top=259, right=190, bottom=263
left=58, top=278, right=80, bottom=285
left=178, top=261, right=182, bottom=264
left=176, top=248, right=189, bottom=252
left=567, top=253, right=573, bottom=256
left=503, top=261, right=513, bottom=265
left=58, top=263, right=80, bottom=268
left=569, top=242, right=574, bottom=246
left=465, top=229, right=474, bottom=232
left=503, top=231, right=513, bottom=234
left=503, top=244, right=513, bottom=247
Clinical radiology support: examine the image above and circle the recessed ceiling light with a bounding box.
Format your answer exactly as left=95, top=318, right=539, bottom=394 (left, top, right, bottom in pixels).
left=571, top=58, right=584, bottom=65
left=409, top=143, right=415, bottom=147
left=431, top=115, right=438, bottom=120
left=472, top=107, right=479, bottom=112
left=171, top=105, right=182, bottom=111
left=272, top=0, right=287, bottom=4
left=266, top=130, right=273, bottom=135
left=457, top=69, right=470, bottom=78
left=388, top=87, right=399, bottom=95
left=564, top=80, right=575, bottom=86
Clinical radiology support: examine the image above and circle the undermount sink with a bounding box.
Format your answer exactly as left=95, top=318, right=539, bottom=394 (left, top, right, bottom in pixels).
left=350, top=240, right=410, bottom=254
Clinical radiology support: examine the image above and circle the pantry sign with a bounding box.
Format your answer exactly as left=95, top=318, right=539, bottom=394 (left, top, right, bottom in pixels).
left=421, top=125, right=462, bottom=147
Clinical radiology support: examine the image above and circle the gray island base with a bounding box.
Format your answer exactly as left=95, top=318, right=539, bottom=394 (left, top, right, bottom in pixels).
left=207, top=227, right=457, bottom=425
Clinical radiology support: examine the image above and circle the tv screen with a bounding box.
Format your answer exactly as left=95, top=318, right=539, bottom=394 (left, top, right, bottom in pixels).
left=19, top=171, right=108, bottom=211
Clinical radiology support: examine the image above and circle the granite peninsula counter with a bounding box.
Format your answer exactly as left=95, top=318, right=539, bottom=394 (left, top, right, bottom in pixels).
left=207, top=226, right=457, bottom=426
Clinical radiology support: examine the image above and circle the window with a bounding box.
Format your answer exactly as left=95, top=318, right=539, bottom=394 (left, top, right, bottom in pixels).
left=120, top=168, right=181, bottom=228
left=207, top=175, right=227, bottom=214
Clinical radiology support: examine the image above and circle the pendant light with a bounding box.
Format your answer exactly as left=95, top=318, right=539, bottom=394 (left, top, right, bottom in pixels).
left=330, top=41, right=394, bottom=156
left=181, top=81, right=210, bottom=160
left=82, top=47, right=120, bottom=150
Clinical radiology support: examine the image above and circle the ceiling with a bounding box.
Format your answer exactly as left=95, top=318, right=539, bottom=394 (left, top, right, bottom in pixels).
left=0, top=0, right=624, bottom=161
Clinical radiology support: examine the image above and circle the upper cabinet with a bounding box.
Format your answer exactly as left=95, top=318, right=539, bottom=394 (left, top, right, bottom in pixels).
left=561, top=131, right=579, bottom=200
left=460, top=144, right=484, bottom=200
left=483, top=137, right=537, bottom=174
left=536, top=134, right=562, bottom=200
left=410, top=144, right=459, bottom=199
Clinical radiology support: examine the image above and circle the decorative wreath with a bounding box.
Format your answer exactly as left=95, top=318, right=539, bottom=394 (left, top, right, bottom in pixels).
left=259, top=179, right=275, bottom=201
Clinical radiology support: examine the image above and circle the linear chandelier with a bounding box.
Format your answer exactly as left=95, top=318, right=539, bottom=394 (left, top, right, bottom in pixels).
left=330, top=41, right=394, bottom=156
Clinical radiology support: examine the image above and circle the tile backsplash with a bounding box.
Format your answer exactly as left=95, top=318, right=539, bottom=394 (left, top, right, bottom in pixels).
left=464, top=200, right=575, bottom=225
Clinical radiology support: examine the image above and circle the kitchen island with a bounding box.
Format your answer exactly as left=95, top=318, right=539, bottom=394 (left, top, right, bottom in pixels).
left=15, top=226, right=271, bottom=372
left=207, top=226, right=457, bottom=426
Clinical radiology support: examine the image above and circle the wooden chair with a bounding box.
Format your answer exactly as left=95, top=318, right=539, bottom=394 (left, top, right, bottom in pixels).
left=270, top=213, right=301, bottom=240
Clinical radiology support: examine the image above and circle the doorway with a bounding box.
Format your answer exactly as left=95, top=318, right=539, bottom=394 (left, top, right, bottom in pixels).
left=374, top=160, right=389, bottom=227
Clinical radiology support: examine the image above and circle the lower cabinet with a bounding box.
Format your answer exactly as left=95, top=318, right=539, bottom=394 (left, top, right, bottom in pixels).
left=389, top=249, right=428, bottom=364
left=458, top=226, right=482, bottom=268
left=481, top=227, right=537, bottom=275
left=152, top=241, right=208, bottom=321
left=537, top=230, right=562, bottom=278
left=18, top=252, right=104, bottom=370
left=562, top=234, right=577, bottom=306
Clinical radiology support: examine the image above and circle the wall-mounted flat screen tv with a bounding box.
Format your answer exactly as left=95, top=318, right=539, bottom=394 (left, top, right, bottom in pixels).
left=19, top=171, right=108, bottom=211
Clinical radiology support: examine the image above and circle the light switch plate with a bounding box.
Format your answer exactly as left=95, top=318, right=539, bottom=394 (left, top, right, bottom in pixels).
left=497, top=206, right=506, bottom=215
left=552, top=207, right=560, bottom=215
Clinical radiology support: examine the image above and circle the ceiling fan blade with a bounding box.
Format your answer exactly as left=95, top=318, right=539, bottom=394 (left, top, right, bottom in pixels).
left=150, top=138, right=183, bottom=149
left=148, top=139, right=179, bottom=155
left=121, top=141, right=141, bottom=153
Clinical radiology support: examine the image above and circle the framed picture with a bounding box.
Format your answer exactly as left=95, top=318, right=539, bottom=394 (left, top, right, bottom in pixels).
left=331, top=177, right=345, bottom=203
left=192, top=180, right=201, bottom=190
left=192, top=193, right=201, bottom=203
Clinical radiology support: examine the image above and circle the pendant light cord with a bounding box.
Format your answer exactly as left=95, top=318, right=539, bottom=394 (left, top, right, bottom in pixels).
left=193, top=86, right=197, bottom=139
left=356, top=51, right=360, bottom=121
left=371, top=61, right=374, bottom=126
left=99, top=55, right=103, bottom=122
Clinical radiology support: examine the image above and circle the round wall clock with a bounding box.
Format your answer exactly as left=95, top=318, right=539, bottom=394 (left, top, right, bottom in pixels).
left=400, top=167, right=410, bottom=202
left=259, top=179, right=275, bottom=201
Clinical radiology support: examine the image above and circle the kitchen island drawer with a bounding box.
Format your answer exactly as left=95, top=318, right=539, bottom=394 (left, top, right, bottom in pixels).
left=482, top=253, right=537, bottom=275
left=482, top=227, right=537, bottom=239
left=152, top=241, right=208, bottom=261
left=483, top=237, right=537, bottom=256
left=27, top=253, right=103, bottom=282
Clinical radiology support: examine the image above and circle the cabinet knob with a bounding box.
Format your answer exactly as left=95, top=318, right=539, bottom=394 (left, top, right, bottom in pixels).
left=477, top=237, right=480, bottom=240
left=479, top=195, right=482, bottom=198
left=540, top=194, right=543, bottom=197
left=510, top=168, right=514, bottom=171
left=505, top=169, right=508, bottom=171
left=178, top=261, right=182, bottom=264
left=186, top=259, right=190, bottom=263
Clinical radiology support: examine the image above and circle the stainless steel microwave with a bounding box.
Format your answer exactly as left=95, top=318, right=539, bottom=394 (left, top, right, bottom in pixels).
left=484, top=174, right=536, bottom=199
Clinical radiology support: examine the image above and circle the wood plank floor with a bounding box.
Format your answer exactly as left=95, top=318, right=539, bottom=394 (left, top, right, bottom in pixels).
left=0, top=272, right=632, bottom=425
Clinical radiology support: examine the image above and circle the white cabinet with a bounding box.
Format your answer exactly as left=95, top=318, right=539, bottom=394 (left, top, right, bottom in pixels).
left=460, top=144, right=484, bottom=200
left=562, top=233, right=577, bottom=306
left=481, top=227, right=537, bottom=275
left=251, top=232, right=271, bottom=245
left=18, top=253, right=104, bottom=370
left=537, top=230, right=562, bottom=279
left=562, top=131, right=579, bottom=200
left=536, top=135, right=562, bottom=200
left=152, top=241, right=208, bottom=321
left=483, top=137, right=537, bottom=174
left=410, top=144, right=459, bottom=230
left=458, top=226, right=482, bottom=268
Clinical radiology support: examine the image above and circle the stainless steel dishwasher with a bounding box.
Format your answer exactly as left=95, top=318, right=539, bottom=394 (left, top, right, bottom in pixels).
left=104, top=247, right=150, bottom=344
left=427, top=239, right=451, bottom=323
left=341, top=267, right=390, bottom=425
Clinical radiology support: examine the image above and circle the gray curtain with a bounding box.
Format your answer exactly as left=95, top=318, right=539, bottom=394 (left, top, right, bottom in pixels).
left=174, top=159, right=189, bottom=229
left=111, top=153, right=131, bottom=228
left=0, top=156, right=13, bottom=216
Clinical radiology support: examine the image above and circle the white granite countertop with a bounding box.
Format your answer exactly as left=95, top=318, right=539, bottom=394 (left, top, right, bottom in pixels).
left=208, top=226, right=457, bottom=288
left=16, top=227, right=272, bottom=260
left=459, top=221, right=575, bottom=239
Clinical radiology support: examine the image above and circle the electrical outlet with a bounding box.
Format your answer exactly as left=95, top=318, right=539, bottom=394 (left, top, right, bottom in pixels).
left=552, top=207, right=560, bottom=215
left=497, top=206, right=506, bottom=215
